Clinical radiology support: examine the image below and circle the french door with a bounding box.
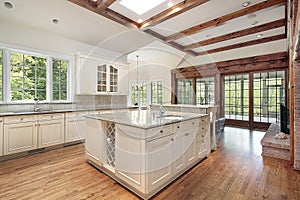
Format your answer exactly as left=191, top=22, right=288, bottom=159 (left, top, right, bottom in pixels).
left=224, top=70, right=286, bottom=129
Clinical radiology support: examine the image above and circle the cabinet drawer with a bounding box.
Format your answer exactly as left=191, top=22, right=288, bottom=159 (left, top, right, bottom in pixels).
left=4, top=115, right=37, bottom=124
left=38, top=113, right=64, bottom=121
left=147, top=125, right=172, bottom=141
left=172, top=118, right=198, bottom=133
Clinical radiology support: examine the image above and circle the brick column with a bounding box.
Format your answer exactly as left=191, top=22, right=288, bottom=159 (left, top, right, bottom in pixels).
left=294, top=60, right=300, bottom=170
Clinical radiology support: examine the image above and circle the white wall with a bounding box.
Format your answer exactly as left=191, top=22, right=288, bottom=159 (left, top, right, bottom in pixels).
left=127, top=41, right=186, bottom=103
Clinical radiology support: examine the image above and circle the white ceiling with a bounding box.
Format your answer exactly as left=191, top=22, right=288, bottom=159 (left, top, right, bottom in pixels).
left=0, top=0, right=286, bottom=63
left=0, top=0, right=155, bottom=54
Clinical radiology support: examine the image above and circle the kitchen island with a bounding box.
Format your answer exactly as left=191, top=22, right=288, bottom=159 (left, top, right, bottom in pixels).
left=85, top=109, right=210, bottom=199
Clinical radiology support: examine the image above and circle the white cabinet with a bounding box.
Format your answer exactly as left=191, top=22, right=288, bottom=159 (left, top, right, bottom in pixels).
left=65, top=111, right=87, bottom=142
left=37, top=113, right=64, bottom=148
left=115, top=124, right=146, bottom=193
left=76, top=54, right=128, bottom=95
left=146, top=134, right=172, bottom=194
left=0, top=117, right=4, bottom=156
left=85, top=117, right=105, bottom=165
left=76, top=57, right=97, bottom=94
left=3, top=115, right=37, bottom=155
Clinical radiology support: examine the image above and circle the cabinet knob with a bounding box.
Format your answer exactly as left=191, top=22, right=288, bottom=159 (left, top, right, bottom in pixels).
left=185, top=133, right=189, bottom=136
left=192, top=122, right=195, bottom=125
left=171, top=138, right=174, bottom=141
left=177, top=126, right=180, bottom=129
left=20, top=118, right=23, bottom=121
left=160, top=130, right=163, bottom=133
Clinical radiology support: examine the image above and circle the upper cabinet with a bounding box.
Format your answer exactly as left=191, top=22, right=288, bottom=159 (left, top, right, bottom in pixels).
left=76, top=54, right=128, bottom=95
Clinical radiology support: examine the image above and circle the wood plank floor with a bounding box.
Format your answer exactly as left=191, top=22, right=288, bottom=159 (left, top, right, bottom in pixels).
left=0, top=127, right=299, bottom=200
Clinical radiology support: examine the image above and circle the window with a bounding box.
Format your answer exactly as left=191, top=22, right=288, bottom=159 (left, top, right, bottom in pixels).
left=130, top=80, right=163, bottom=106
left=53, top=59, right=68, bottom=101
left=10, top=52, right=47, bottom=101
left=151, top=81, right=163, bottom=104
left=0, top=50, right=3, bottom=101
left=225, top=74, right=249, bottom=120
left=196, top=77, right=215, bottom=105
left=177, top=79, right=193, bottom=104
left=253, top=71, right=285, bottom=123
left=0, top=46, right=70, bottom=103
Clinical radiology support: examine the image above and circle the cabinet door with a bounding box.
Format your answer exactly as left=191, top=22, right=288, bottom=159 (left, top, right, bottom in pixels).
left=85, top=118, right=104, bottom=165
left=185, top=131, right=196, bottom=167
left=118, top=65, right=128, bottom=95
left=146, top=135, right=172, bottom=194
left=76, top=57, right=97, bottom=94
left=38, top=119, right=64, bottom=148
left=115, top=124, right=145, bottom=193
left=172, top=130, right=186, bottom=175
left=4, top=122, right=37, bottom=155
left=65, top=117, right=86, bottom=142
left=0, top=118, right=3, bottom=156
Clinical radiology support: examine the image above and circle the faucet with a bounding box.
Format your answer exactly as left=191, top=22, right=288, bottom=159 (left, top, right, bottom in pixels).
left=159, top=104, right=166, bottom=117
left=34, top=98, right=41, bottom=112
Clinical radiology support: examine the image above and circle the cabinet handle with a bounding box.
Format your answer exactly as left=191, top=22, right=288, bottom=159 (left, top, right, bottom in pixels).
left=192, top=122, right=195, bottom=125
left=202, top=127, right=204, bottom=130
left=177, top=126, right=180, bottom=129
left=20, top=118, right=23, bottom=121
left=171, top=138, right=174, bottom=141
left=160, top=130, right=163, bottom=133
left=185, top=133, right=189, bottom=136
left=202, top=135, right=205, bottom=138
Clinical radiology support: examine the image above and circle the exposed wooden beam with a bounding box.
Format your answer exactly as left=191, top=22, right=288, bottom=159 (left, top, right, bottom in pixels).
left=140, top=0, right=209, bottom=28
left=68, top=0, right=138, bottom=28
left=172, top=52, right=287, bottom=74
left=144, top=29, right=198, bottom=56
left=196, top=34, right=286, bottom=56
left=96, top=0, right=116, bottom=12
left=184, top=18, right=286, bottom=50
left=166, top=0, right=287, bottom=42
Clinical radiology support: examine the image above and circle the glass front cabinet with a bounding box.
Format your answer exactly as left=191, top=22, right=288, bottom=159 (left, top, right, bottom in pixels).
left=76, top=54, right=128, bottom=95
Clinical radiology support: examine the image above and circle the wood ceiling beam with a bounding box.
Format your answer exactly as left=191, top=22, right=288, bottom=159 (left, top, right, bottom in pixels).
left=166, top=0, right=287, bottom=42
left=140, top=0, right=209, bottom=28
left=144, top=29, right=198, bottom=56
left=96, top=0, right=117, bottom=12
left=196, top=34, right=286, bottom=56
left=68, top=0, right=139, bottom=28
left=184, top=18, right=286, bottom=50
left=172, top=52, right=287, bottom=73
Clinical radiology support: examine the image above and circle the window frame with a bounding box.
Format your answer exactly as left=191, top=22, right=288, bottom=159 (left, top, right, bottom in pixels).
left=0, top=45, right=72, bottom=104
left=129, top=79, right=163, bottom=107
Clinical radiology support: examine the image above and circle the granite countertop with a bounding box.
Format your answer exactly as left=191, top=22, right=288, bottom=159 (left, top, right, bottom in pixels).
left=86, top=109, right=207, bottom=129
left=0, top=106, right=134, bottom=117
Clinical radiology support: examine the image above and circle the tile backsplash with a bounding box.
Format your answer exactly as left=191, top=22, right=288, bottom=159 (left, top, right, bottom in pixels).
left=0, top=95, right=128, bottom=113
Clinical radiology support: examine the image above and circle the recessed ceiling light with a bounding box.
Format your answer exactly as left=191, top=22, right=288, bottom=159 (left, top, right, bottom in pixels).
left=91, top=0, right=98, bottom=2
left=206, top=34, right=211, bottom=38
left=257, top=34, right=263, bottom=38
left=252, top=21, right=258, bottom=25
left=242, top=1, right=250, bottom=7
left=167, top=1, right=174, bottom=8
left=137, top=19, right=143, bottom=23
left=4, top=1, right=13, bottom=9
left=120, top=0, right=165, bottom=15
left=52, top=18, right=59, bottom=24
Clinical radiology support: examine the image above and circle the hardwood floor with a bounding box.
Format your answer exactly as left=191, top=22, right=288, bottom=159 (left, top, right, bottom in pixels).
left=0, top=127, right=299, bottom=200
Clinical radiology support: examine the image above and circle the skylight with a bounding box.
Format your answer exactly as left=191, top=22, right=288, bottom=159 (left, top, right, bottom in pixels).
left=119, top=0, right=166, bottom=15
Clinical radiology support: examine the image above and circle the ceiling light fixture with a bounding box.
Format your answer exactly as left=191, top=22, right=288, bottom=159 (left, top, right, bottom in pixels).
left=242, top=1, right=250, bottom=7
left=167, top=1, right=174, bottom=8
left=52, top=18, right=59, bottom=24
left=4, top=1, right=13, bottom=9
left=257, top=34, right=263, bottom=38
